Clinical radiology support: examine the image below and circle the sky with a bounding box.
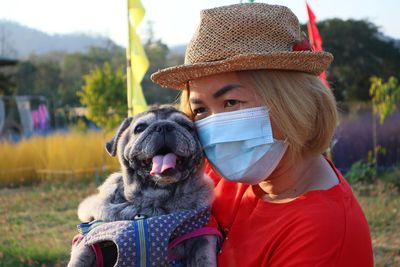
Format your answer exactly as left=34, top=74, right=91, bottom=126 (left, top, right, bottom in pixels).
left=0, top=0, right=398, bottom=48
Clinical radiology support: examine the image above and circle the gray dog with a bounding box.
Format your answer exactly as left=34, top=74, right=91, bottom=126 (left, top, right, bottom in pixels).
left=68, top=106, right=218, bottom=267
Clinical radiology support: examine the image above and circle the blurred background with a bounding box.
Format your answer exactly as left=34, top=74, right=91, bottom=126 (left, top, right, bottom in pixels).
left=0, top=0, right=399, bottom=266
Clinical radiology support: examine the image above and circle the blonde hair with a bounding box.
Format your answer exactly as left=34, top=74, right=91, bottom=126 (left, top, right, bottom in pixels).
left=180, top=70, right=338, bottom=159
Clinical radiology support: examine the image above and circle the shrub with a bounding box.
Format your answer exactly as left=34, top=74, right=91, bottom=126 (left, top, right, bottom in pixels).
left=345, top=160, right=376, bottom=184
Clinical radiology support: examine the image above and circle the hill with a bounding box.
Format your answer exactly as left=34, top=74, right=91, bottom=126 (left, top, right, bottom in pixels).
left=0, top=20, right=119, bottom=58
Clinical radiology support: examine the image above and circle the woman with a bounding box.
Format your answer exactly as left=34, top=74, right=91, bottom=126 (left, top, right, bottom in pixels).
left=151, top=3, right=373, bottom=267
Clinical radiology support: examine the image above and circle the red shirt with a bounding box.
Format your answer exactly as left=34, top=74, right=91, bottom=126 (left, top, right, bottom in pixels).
left=206, top=160, right=374, bottom=267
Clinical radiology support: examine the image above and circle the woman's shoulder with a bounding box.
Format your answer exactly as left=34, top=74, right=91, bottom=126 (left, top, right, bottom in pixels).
left=266, top=199, right=372, bottom=266
left=285, top=168, right=359, bottom=225
left=254, top=163, right=359, bottom=232
left=268, top=178, right=372, bottom=266
left=290, top=158, right=356, bottom=208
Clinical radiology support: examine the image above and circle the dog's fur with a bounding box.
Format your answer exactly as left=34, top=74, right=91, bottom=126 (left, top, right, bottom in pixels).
left=68, top=106, right=217, bottom=267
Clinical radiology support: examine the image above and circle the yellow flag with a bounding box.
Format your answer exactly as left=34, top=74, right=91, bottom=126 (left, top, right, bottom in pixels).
left=127, top=0, right=149, bottom=116
left=128, top=0, right=145, bottom=26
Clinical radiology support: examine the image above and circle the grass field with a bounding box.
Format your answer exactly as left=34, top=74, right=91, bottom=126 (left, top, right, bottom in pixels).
left=0, top=179, right=399, bottom=267
left=0, top=180, right=97, bottom=267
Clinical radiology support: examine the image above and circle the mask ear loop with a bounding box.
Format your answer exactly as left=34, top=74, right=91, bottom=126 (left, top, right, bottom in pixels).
left=273, top=137, right=289, bottom=143
left=266, top=107, right=287, bottom=144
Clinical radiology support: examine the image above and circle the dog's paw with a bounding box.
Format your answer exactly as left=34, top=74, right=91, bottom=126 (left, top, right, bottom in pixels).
left=184, top=235, right=218, bottom=267
left=186, top=255, right=217, bottom=267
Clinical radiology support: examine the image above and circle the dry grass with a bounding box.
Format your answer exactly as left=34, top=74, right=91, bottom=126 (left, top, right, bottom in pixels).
left=0, top=131, right=119, bottom=187
left=354, top=182, right=400, bottom=266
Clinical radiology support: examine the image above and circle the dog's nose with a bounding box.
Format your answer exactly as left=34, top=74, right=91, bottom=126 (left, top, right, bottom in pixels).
left=155, top=124, right=174, bottom=132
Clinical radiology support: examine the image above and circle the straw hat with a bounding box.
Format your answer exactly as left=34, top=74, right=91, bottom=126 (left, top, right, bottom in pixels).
left=151, top=3, right=333, bottom=90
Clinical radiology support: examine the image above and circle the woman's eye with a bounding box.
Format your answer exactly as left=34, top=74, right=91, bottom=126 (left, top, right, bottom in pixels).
left=224, top=99, right=240, bottom=108
left=193, top=107, right=206, bottom=115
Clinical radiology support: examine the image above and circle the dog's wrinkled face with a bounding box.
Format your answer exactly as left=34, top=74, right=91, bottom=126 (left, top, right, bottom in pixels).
left=106, top=106, right=203, bottom=187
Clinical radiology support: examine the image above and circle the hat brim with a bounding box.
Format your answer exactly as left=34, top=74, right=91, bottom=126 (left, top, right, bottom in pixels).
left=151, top=51, right=333, bottom=90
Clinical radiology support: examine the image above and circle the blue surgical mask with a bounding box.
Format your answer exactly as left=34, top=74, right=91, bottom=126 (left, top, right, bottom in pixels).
left=195, top=107, right=287, bottom=184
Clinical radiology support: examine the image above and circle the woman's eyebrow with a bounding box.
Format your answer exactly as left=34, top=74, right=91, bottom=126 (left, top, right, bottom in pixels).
left=189, top=84, right=243, bottom=104
left=213, top=84, right=243, bottom=98
left=189, top=98, right=204, bottom=105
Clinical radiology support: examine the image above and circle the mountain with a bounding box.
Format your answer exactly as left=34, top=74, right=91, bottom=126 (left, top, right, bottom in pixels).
left=0, top=20, right=119, bottom=59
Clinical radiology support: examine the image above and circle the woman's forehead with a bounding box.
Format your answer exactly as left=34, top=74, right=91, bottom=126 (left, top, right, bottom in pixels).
left=188, top=72, right=255, bottom=98
left=189, top=72, right=239, bottom=90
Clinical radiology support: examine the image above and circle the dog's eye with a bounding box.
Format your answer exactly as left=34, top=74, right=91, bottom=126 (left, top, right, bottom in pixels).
left=134, top=123, right=148, bottom=134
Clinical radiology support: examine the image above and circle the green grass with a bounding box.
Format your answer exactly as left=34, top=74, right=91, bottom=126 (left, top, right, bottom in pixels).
left=0, top=180, right=98, bottom=267
left=0, top=180, right=399, bottom=266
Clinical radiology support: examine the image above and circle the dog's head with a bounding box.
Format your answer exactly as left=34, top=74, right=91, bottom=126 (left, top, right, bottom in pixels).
left=106, top=105, right=203, bottom=188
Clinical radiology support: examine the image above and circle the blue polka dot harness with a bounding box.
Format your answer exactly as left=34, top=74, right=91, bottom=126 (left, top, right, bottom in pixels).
left=76, top=206, right=220, bottom=267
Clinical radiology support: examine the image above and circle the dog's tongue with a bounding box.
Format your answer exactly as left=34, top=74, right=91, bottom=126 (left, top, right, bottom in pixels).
left=150, top=153, right=177, bottom=175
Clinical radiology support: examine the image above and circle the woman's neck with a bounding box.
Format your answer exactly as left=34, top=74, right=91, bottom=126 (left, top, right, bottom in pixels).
left=255, top=154, right=338, bottom=203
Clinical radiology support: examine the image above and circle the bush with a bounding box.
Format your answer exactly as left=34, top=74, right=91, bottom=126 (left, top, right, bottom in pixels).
left=345, top=160, right=376, bottom=184
left=345, top=160, right=400, bottom=190
left=78, top=62, right=127, bottom=131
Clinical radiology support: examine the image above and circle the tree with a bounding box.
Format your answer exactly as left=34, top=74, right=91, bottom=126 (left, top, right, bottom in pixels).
left=0, top=25, right=18, bottom=96
left=59, top=46, right=125, bottom=108
left=312, top=19, right=400, bottom=101
left=12, top=46, right=127, bottom=109
left=78, top=62, right=127, bottom=130
left=15, top=60, right=37, bottom=95
left=369, top=76, right=400, bottom=173
left=140, top=21, right=180, bottom=104
left=35, top=59, right=61, bottom=100
left=370, top=76, right=400, bottom=124
left=15, top=55, right=64, bottom=108
left=0, top=72, right=15, bottom=95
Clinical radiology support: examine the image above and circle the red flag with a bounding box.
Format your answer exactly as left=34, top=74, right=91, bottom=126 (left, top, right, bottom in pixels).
left=306, top=1, right=330, bottom=88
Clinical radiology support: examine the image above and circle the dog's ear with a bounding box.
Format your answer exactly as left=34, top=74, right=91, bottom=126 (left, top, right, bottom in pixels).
left=105, top=117, right=133, bottom=157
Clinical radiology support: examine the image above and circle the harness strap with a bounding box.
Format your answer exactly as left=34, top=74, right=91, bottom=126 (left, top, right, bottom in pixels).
left=72, top=234, right=84, bottom=246
left=92, top=243, right=104, bottom=267
left=71, top=234, right=104, bottom=267
left=167, top=226, right=223, bottom=261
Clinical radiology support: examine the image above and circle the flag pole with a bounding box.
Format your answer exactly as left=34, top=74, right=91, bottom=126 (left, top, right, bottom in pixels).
left=126, top=0, right=149, bottom=117
left=126, top=0, right=133, bottom=116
